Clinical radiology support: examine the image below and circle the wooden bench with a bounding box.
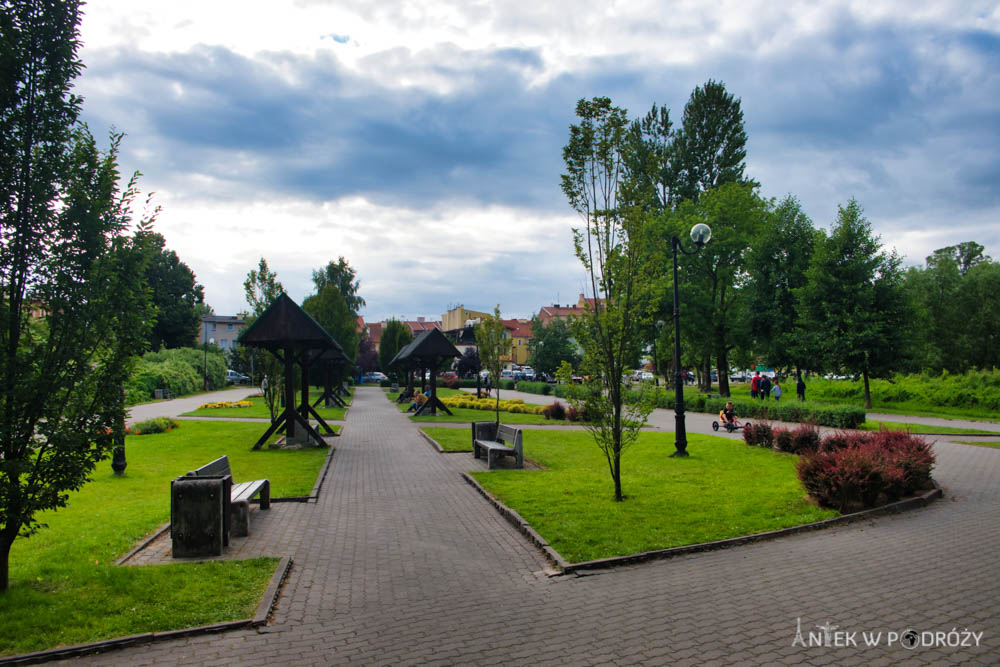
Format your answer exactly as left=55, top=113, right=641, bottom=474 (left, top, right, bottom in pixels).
left=473, top=423, right=523, bottom=470
left=187, top=456, right=270, bottom=537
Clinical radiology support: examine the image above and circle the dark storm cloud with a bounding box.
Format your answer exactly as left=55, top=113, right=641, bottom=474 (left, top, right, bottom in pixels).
left=75, top=14, right=1000, bottom=265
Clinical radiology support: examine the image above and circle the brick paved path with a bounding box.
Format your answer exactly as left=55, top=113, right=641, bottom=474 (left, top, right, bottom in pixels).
left=77, top=388, right=999, bottom=665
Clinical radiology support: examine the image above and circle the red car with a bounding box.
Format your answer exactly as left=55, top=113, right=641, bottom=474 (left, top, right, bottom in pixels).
left=440, top=371, right=458, bottom=380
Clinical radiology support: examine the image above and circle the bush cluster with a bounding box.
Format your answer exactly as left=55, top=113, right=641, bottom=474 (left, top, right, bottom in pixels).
left=796, top=431, right=935, bottom=511
left=542, top=400, right=566, bottom=420
left=744, top=421, right=936, bottom=512
left=440, top=395, right=545, bottom=415
left=704, top=397, right=865, bottom=429
left=198, top=400, right=253, bottom=409
left=126, top=417, right=179, bottom=436
left=517, top=381, right=552, bottom=395
left=126, top=347, right=226, bottom=404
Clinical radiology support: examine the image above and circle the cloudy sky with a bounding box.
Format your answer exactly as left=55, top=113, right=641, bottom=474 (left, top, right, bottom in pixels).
left=73, top=0, right=1000, bottom=322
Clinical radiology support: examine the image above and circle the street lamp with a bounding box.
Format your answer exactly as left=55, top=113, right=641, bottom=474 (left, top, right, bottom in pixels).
left=203, top=336, right=215, bottom=391
left=670, top=222, right=712, bottom=457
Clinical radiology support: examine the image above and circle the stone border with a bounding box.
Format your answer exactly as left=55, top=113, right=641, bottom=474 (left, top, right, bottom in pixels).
left=114, top=522, right=171, bottom=566
left=462, top=472, right=942, bottom=575
left=0, top=556, right=293, bottom=666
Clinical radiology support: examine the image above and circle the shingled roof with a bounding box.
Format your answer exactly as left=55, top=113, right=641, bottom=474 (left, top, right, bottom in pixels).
left=238, top=293, right=335, bottom=350
left=389, top=327, right=460, bottom=366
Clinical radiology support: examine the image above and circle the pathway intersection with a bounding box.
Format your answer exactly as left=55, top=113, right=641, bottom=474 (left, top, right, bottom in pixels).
left=80, top=386, right=998, bottom=665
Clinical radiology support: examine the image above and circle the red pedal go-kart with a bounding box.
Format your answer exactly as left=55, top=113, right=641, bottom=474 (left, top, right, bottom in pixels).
left=712, top=418, right=750, bottom=433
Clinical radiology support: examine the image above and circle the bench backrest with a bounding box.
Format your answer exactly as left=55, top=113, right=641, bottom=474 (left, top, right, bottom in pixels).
left=188, top=455, right=233, bottom=480
left=496, top=425, right=522, bottom=448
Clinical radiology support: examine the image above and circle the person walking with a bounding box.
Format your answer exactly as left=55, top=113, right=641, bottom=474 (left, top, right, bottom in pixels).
left=760, top=374, right=772, bottom=400
left=750, top=372, right=760, bottom=400
left=796, top=373, right=806, bottom=402
left=772, top=379, right=782, bottom=402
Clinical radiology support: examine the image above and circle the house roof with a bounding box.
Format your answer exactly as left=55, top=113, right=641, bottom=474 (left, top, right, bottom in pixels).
left=202, top=315, right=246, bottom=324
left=502, top=319, right=533, bottom=339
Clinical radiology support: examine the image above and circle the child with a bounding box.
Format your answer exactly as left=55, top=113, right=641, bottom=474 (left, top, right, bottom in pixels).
left=772, top=380, right=782, bottom=402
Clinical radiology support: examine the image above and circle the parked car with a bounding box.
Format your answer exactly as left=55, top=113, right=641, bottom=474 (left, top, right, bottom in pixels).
left=500, top=369, right=514, bottom=381
left=362, top=372, right=388, bottom=383
left=226, top=370, right=250, bottom=385
left=440, top=371, right=458, bottom=380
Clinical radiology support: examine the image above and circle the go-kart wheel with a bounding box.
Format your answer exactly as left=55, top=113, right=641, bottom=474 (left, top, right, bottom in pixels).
left=712, top=421, right=719, bottom=431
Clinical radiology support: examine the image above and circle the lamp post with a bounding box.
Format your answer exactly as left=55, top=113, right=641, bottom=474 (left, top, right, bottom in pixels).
left=670, top=222, right=712, bottom=457
left=203, top=336, right=214, bottom=391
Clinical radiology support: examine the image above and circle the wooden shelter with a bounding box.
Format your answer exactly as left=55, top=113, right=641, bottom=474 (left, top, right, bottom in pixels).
left=309, top=342, right=353, bottom=409
left=390, top=328, right=461, bottom=416
left=238, top=293, right=338, bottom=449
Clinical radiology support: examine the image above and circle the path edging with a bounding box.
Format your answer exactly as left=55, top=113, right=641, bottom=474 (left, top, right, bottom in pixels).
left=0, top=556, right=293, bottom=665
left=462, top=472, right=942, bottom=575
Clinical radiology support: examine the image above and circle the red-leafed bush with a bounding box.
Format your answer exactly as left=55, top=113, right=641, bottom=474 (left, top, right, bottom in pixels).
left=566, top=406, right=582, bottom=422
left=797, top=431, right=935, bottom=511
left=543, top=400, right=567, bottom=421
left=743, top=422, right=774, bottom=448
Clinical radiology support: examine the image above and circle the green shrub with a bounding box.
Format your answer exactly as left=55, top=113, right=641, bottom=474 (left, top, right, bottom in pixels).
left=704, top=398, right=865, bottom=429
left=517, top=381, right=551, bottom=395
left=127, top=417, right=179, bottom=435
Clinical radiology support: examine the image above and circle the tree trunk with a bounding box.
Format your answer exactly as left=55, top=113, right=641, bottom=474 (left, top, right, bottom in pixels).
left=613, top=452, right=623, bottom=501
left=716, top=333, right=730, bottom=397
left=862, top=369, right=872, bottom=409
left=0, top=525, right=16, bottom=591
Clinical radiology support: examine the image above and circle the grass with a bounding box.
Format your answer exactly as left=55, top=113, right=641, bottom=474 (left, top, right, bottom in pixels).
left=469, top=429, right=837, bottom=563
left=953, top=440, right=1000, bottom=448
left=421, top=426, right=476, bottom=452
left=184, top=392, right=348, bottom=421
left=859, top=420, right=997, bottom=435
left=0, top=420, right=329, bottom=657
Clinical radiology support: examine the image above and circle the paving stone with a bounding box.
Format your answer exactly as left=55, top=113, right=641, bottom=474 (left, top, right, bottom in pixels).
left=67, top=388, right=1000, bottom=665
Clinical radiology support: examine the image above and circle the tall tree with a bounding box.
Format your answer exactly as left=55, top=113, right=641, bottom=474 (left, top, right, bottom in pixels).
left=378, top=319, right=412, bottom=383
left=673, top=80, right=750, bottom=203
left=561, top=96, right=654, bottom=502
left=302, top=284, right=360, bottom=361
left=241, top=257, right=284, bottom=415
left=356, top=334, right=378, bottom=375
left=474, top=306, right=511, bottom=425
left=243, top=257, right=284, bottom=317
left=312, top=257, right=365, bottom=314
left=0, top=0, right=155, bottom=590
left=744, top=195, right=817, bottom=373
left=144, top=233, right=205, bottom=350
left=624, top=102, right=679, bottom=210
left=797, top=200, right=911, bottom=408
left=526, top=316, right=580, bottom=377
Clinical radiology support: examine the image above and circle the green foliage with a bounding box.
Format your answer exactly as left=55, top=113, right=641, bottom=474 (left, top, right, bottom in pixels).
left=901, top=243, right=999, bottom=373
left=807, top=370, right=1000, bottom=416
left=312, top=256, right=365, bottom=314
left=240, top=258, right=285, bottom=416
left=526, top=317, right=580, bottom=377
left=0, top=0, right=158, bottom=589
left=126, top=417, right=178, bottom=435
left=302, top=283, right=360, bottom=361
left=516, top=381, right=552, bottom=396
left=378, top=319, right=413, bottom=383
left=562, top=96, right=655, bottom=501
left=475, top=306, right=512, bottom=424
left=796, top=200, right=912, bottom=408
left=126, top=346, right=226, bottom=403
left=703, top=397, right=866, bottom=429
left=144, top=233, right=205, bottom=350
left=672, top=79, right=752, bottom=203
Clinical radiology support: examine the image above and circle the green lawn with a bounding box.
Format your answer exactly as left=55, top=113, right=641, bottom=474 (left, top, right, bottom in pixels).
left=0, top=420, right=329, bottom=657
left=470, top=429, right=837, bottom=563
left=859, top=420, right=997, bottom=435
left=184, top=392, right=348, bottom=421
left=421, top=426, right=476, bottom=451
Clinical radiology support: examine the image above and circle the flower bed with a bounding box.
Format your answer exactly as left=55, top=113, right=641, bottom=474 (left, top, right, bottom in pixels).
left=440, top=395, right=545, bottom=415
left=198, top=400, right=253, bottom=410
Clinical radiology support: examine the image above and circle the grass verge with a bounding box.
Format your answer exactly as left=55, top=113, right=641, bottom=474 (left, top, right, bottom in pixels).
left=388, top=389, right=572, bottom=425
left=470, top=429, right=837, bottom=563
left=859, top=420, right=997, bottom=435
left=0, top=420, right=328, bottom=657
